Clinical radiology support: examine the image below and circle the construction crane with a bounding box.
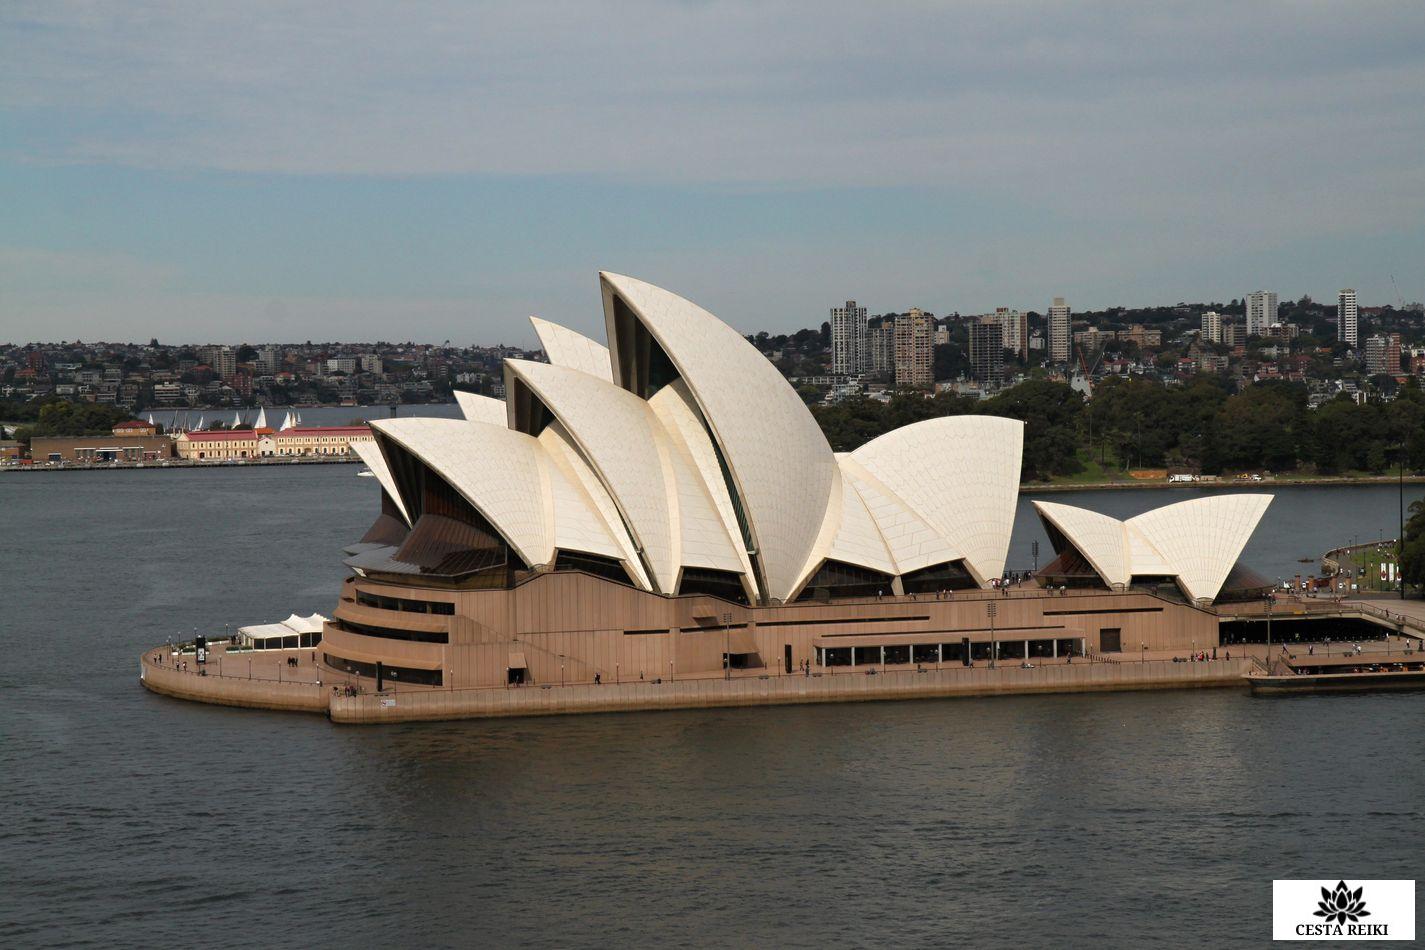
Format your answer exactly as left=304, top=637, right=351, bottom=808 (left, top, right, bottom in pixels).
left=1391, top=274, right=1405, bottom=311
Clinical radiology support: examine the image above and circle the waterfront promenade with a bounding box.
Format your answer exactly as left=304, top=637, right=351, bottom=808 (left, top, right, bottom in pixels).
left=140, top=642, right=1255, bottom=722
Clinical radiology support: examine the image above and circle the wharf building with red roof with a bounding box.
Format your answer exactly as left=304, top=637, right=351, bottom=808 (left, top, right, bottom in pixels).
left=175, top=425, right=373, bottom=461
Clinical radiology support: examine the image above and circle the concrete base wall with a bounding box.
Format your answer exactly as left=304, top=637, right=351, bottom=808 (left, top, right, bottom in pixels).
left=328, top=657, right=1252, bottom=724
left=140, top=659, right=327, bottom=713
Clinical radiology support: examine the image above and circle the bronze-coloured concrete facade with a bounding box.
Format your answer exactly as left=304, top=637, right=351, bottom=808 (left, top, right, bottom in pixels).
left=322, top=569, right=1222, bottom=691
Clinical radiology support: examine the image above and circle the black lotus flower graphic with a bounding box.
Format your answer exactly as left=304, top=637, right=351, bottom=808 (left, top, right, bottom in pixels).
left=1314, top=881, right=1370, bottom=925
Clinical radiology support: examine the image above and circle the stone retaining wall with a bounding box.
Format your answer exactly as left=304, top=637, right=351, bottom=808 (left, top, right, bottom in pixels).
left=140, top=658, right=327, bottom=713
left=329, top=658, right=1252, bottom=724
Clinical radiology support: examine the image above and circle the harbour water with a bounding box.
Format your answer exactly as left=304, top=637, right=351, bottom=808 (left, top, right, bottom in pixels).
left=3, top=469, right=1422, bottom=947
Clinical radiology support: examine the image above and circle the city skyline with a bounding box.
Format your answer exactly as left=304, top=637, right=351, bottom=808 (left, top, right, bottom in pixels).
left=2, top=283, right=1416, bottom=348
left=3, top=3, right=1424, bottom=345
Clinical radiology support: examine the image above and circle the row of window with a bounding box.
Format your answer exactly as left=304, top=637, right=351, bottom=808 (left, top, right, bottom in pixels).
left=355, top=591, right=456, bottom=615
left=324, top=651, right=444, bottom=686
left=337, top=618, right=449, bottom=644
left=817, top=637, right=1084, bottom=667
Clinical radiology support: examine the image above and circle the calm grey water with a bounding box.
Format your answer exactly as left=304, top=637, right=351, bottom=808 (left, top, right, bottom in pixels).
left=2, top=468, right=1422, bottom=948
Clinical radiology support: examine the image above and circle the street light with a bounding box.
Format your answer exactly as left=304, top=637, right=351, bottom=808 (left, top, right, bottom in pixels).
left=987, top=601, right=998, bottom=669
left=1265, top=596, right=1273, bottom=667
left=722, top=612, right=732, bottom=680
left=1396, top=442, right=1407, bottom=601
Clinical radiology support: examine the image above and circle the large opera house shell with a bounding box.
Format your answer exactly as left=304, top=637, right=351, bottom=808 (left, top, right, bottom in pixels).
left=348, top=273, right=1024, bottom=604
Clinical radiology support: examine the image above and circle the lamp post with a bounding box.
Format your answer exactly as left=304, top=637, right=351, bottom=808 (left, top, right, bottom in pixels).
left=1265, top=596, right=1273, bottom=667
left=722, top=612, right=732, bottom=680
left=987, top=601, right=998, bottom=670
left=1398, top=442, right=1406, bottom=601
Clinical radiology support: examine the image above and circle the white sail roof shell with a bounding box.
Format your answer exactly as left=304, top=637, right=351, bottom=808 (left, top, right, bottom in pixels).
left=820, top=462, right=898, bottom=577
left=453, top=390, right=508, bottom=426
left=505, top=359, right=683, bottom=593
left=1033, top=494, right=1272, bottom=602
left=537, top=422, right=652, bottom=590
left=647, top=381, right=759, bottom=597
left=530, top=316, right=613, bottom=381
left=849, top=416, right=1024, bottom=584
left=373, top=417, right=552, bottom=567
left=1034, top=501, right=1130, bottom=588
left=835, top=459, right=957, bottom=576
left=372, top=416, right=636, bottom=577
left=601, top=272, right=837, bottom=602
left=350, top=438, right=411, bottom=526
left=1126, top=494, right=1273, bottom=602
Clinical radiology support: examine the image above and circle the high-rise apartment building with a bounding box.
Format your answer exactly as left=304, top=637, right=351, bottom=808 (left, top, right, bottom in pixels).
left=1201, top=311, right=1223, bottom=344
left=1338, top=289, right=1358, bottom=347
left=1245, top=291, right=1278, bottom=337
left=866, top=321, right=894, bottom=377
left=830, top=300, right=868, bottom=375
left=1364, top=333, right=1400, bottom=375
left=996, top=308, right=1028, bottom=361
left=202, top=345, right=236, bottom=380
left=1223, top=320, right=1246, bottom=348
left=1048, top=297, right=1071, bottom=365
left=255, top=347, right=279, bottom=376
left=893, top=308, right=934, bottom=388
left=969, top=317, right=1005, bottom=388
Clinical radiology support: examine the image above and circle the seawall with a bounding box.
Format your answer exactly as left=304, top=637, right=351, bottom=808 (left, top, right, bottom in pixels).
left=327, top=657, right=1252, bottom=724
left=140, top=657, right=327, bottom=713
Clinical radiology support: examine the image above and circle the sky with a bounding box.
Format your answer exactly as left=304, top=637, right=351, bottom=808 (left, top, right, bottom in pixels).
left=2, top=1, right=1424, bottom=346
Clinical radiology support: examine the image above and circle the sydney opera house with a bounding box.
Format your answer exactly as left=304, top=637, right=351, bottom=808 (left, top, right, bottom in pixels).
left=311, top=273, right=1273, bottom=692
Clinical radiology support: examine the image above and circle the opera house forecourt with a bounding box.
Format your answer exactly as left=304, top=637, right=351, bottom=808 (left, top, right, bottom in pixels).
left=141, top=273, right=1283, bottom=723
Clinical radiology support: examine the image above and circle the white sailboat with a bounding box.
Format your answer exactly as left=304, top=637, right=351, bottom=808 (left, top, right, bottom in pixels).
left=280, top=410, right=294, bottom=431
left=231, top=410, right=243, bottom=428
left=146, top=412, right=155, bottom=426
left=254, top=406, right=268, bottom=429
left=195, top=414, right=206, bottom=430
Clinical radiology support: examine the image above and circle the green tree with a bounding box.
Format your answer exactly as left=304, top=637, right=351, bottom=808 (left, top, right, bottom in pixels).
left=978, top=380, right=1084, bottom=480
left=1401, top=499, right=1425, bottom=593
